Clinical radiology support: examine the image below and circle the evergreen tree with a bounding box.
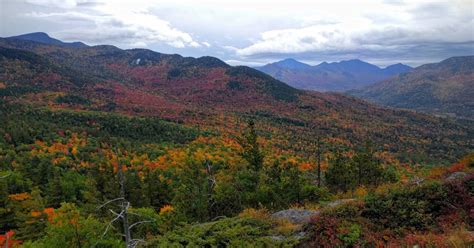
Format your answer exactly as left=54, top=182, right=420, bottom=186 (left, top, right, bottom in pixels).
left=325, top=150, right=357, bottom=193
left=238, top=120, right=264, bottom=172
left=353, top=141, right=383, bottom=187
left=172, top=159, right=211, bottom=222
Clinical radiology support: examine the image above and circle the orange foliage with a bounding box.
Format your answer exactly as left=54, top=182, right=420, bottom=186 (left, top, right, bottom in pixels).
left=43, top=207, right=56, bottom=222
left=299, top=162, right=314, bottom=171
left=8, top=192, right=30, bottom=201
left=159, top=205, right=174, bottom=214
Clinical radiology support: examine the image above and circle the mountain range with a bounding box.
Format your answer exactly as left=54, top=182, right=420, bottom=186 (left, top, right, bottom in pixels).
left=0, top=33, right=473, bottom=162
left=350, top=56, right=474, bottom=119
left=256, top=58, right=412, bottom=92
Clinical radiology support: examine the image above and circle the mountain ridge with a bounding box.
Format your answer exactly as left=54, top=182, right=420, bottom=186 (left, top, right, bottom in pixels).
left=5, top=32, right=88, bottom=48
left=350, top=55, right=474, bottom=119
left=256, top=58, right=413, bottom=92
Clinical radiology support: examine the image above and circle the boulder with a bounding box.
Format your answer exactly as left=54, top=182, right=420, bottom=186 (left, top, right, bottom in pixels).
left=271, top=209, right=320, bottom=224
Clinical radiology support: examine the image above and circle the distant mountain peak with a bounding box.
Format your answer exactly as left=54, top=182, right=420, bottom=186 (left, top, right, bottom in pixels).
left=270, top=58, right=312, bottom=70
left=342, top=59, right=364, bottom=63
left=383, top=63, right=413, bottom=75
left=5, top=32, right=88, bottom=48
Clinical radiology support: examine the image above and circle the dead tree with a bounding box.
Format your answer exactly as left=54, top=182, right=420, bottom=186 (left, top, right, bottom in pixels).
left=204, top=160, right=217, bottom=219
left=98, top=149, right=153, bottom=248
left=309, top=124, right=323, bottom=187
left=316, top=134, right=322, bottom=187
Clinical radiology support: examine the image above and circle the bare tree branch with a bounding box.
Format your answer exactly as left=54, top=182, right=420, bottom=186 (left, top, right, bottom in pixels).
left=97, top=209, right=124, bottom=244
left=109, top=209, right=123, bottom=217
left=129, top=220, right=154, bottom=230
left=0, top=173, right=10, bottom=179
left=97, top=197, right=125, bottom=210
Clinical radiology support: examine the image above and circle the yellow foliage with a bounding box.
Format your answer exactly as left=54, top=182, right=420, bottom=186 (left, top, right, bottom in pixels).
left=374, top=183, right=400, bottom=195
left=354, top=186, right=368, bottom=198
left=446, top=227, right=474, bottom=247
left=30, top=211, right=42, bottom=217
left=302, top=202, right=322, bottom=211
left=239, top=208, right=270, bottom=221
left=274, top=219, right=300, bottom=235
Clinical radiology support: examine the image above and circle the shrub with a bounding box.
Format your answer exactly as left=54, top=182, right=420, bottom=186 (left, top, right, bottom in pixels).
left=362, top=182, right=447, bottom=231
left=337, top=222, right=362, bottom=246
left=151, top=216, right=298, bottom=247
left=323, top=201, right=364, bottom=219
left=55, top=94, right=91, bottom=105
left=301, top=216, right=342, bottom=248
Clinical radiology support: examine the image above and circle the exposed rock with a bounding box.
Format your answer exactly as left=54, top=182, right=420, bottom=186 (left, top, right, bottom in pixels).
left=271, top=209, right=320, bottom=224
left=325, top=199, right=355, bottom=208
left=409, top=176, right=424, bottom=185
left=446, top=171, right=469, bottom=181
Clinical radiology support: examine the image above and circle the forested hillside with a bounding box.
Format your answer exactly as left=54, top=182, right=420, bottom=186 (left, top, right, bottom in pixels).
left=0, top=38, right=472, bottom=163
left=351, top=56, right=474, bottom=119
left=0, top=37, right=473, bottom=247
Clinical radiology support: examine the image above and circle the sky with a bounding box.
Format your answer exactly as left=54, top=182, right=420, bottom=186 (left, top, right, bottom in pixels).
left=1, top=0, right=473, bottom=67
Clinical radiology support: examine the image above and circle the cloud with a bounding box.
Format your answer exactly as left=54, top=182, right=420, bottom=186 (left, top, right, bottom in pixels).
left=232, top=0, right=473, bottom=65
left=25, top=0, right=201, bottom=48
left=4, top=0, right=474, bottom=66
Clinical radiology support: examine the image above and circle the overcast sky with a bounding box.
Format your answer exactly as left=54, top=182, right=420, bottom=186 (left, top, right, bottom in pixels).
left=1, top=0, right=473, bottom=67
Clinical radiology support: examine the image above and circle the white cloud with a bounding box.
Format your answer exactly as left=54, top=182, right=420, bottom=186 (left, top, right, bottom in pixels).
left=25, top=0, right=201, bottom=48
left=235, top=0, right=474, bottom=57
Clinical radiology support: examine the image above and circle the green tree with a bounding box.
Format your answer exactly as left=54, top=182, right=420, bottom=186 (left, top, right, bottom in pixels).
left=22, top=203, right=122, bottom=248
left=352, top=141, right=383, bottom=187
left=235, top=120, right=264, bottom=208
left=172, top=159, right=211, bottom=222
left=238, top=120, right=264, bottom=172
left=325, top=151, right=357, bottom=193
left=9, top=188, right=47, bottom=241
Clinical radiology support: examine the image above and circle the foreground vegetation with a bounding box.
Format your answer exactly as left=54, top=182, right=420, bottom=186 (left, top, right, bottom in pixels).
left=0, top=102, right=472, bottom=247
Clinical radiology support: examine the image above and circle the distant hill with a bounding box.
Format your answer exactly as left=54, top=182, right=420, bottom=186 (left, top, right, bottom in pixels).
left=256, top=59, right=412, bottom=92
left=350, top=56, right=474, bottom=119
left=0, top=35, right=472, bottom=163
left=5, top=32, right=88, bottom=48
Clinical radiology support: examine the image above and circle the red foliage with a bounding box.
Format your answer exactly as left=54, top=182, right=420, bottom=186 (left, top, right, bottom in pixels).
left=0, top=230, right=21, bottom=247
left=444, top=175, right=474, bottom=214
left=303, top=216, right=342, bottom=248
left=447, top=162, right=465, bottom=173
